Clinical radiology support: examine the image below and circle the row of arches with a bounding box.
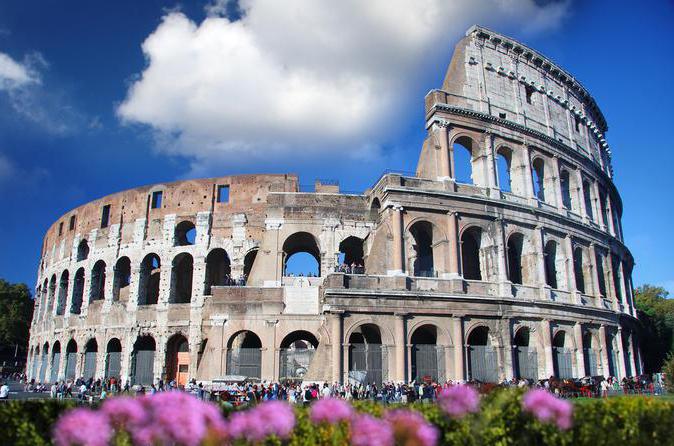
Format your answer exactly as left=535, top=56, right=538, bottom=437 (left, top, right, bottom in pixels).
left=450, top=135, right=619, bottom=234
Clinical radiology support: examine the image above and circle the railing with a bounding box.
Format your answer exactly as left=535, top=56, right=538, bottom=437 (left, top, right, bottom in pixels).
left=334, top=265, right=366, bottom=274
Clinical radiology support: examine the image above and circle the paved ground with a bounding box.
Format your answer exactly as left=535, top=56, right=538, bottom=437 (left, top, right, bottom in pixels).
left=1, top=380, right=81, bottom=401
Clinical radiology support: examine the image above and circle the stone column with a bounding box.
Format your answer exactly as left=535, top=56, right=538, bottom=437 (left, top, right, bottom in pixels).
left=501, top=318, right=514, bottom=380
left=618, top=260, right=629, bottom=311
left=593, top=182, right=607, bottom=231
left=616, top=328, right=627, bottom=379
left=495, top=219, right=512, bottom=297
left=573, top=323, right=585, bottom=377
left=564, top=235, right=578, bottom=297
left=451, top=317, right=465, bottom=381
left=598, top=325, right=611, bottom=377
left=521, top=145, right=534, bottom=199
left=330, top=311, right=343, bottom=383
left=102, top=263, right=115, bottom=313
left=535, top=226, right=548, bottom=287
left=484, top=132, right=499, bottom=193
left=437, top=125, right=451, bottom=179
left=446, top=212, right=460, bottom=278
left=552, top=156, right=565, bottom=211
left=394, top=313, right=407, bottom=383
left=575, top=168, right=588, bottom=222
left=589, top=244, right=601, bottom=298
left=605, top=197, right=617, bottom=236
left=540, top=319, right=555, bottom=379
left=389, top=205, right=405, bottom=276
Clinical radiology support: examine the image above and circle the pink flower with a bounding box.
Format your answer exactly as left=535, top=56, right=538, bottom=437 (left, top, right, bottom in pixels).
left=53, top=408, right=112, bottom=446
left=101, top=396, right=147, bottom=428
left=384, top=409, right=438, bottom=446
left=522, top=389, right=573, bottom=430
left=437, top=385, right=480, bottom=418
left=350, top=414, right=394, bottom=446
left=310, top=398, right=354, bottom=424
left=229, top=400, right=296, bottom=442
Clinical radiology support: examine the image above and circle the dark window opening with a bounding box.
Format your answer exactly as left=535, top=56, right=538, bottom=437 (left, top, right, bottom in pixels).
left=58, top=222, right=63, bottom=236
left=151, top=191, right=163, bottom=209
left=507, top=233, right=524, bottom=285
left=174, top=221, right=196, bottom=246
left=410, top=221, right=434, bottom=277
left=170, top=253, right=193, bottom=303
left=204, top=248, right=232, bottom=293
left=499, top=112, right=507, bottom=119
left=139, top=254, right=161, bottom=305
left=574, top=117, right=581, bottom=132
left=337, top=236, right=365, bottom=274
left=113, top=257, right=131, bottom=302
left=101, top=204, right=111, bottom=228
left=560, top=170, right=572, bottom=209
left=69, top=215, right=76, bottom=231
left=217, top=185, right=230, bottom=203
left=573, top=247, right=586, bottom=294
left=525, top=85, right=535, bottom=105
left=89, top=260, right=106, bottom=302
left=77, top=240, right=89, bottom=262
left=461, top=227, right=482, bottom=280
left=544, top=241, right=558, bottom=289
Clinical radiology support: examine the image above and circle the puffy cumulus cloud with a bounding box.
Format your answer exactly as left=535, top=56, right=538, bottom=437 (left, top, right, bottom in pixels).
left=0, top=52, right=39, bottom=90
left=118, top=0, right=570, bottom=172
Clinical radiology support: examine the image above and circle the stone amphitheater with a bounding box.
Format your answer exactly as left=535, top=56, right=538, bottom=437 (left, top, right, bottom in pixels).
left=27, top=26, right=641, bottom=387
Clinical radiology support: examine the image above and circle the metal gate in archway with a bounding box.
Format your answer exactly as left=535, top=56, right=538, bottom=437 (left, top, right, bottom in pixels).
left=279, top=349, right=314, bottom=381
left=515, top=347, right=538, bottom=380
left=64, top=352, right=77, bottom=380
left=50, top=353, right=60, bottom=383
left=553, top=347, right=573, bottom=379
left=411, top=345, right=446, bottom=383
left=349, top=344, right=385, bottom=386
left=227, top=348, right=261, bottom=380
left=583, top=348, right=598, bottom=376
left=39, top=353, right=48, bottom=383
left=31, top=355, right=38, bottom=379
left=105, top=352, right=121, bottom=379
left=131, top=350, right=155, bottom=385
left=83, top=352, right=97, bottom=380
left=468, top=346, right=497, bottom=382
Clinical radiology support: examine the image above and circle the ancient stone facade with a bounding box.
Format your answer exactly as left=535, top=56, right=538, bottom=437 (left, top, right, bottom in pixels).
left=27, top=26, right=641, bottom=386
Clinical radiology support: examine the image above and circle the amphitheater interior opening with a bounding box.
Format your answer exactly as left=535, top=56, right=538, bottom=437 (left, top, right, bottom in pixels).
left=139, top=254, right=161, bottom=305
left=283, top=232, right=320, bottom=277
left=461, top=227, right=482, bottom=280
left=204, top=248, right=232, bottom=293
left=410, top=325, right=439, bottom=383
left=174, top=221, right=196, bottom=246
left=532, top=158, right=546, bottom=202
left=243, top=249, right=258, bottom=282
left=71, top=268, right=85, bottom=314
left=113, top=257, right=131, bottom=302
left=410, top=221, right=435, bottom=277
left=453, top=136, right=474, bottom=185
left=279, top=331, right=319, bottom=381
left=338, top=236, right=365, bottom=273
left=506, top=233, right=524, bottom=285
left=560, top=169, right=572, bottom=210
left=348, top=324, right=384, bottom=386
left=227, top=331, right=262, bottom=380
left=544, top=241, right=559, bottom=289
left=89, top=260, right=106, bottom=302
left=573, top=247, right=586, bottom=294
left=496, top=148, right=512, bottom=192
left=56, top=270, right=69, bottom=315
left=77, top=239, right=89, bottom=262
left=170, top=253, right=193, bottom=303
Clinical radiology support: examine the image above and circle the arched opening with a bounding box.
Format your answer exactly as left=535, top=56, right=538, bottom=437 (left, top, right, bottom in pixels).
left=560, top=169, right=572, bottom=210
left=582, top=180, right=594, bottom=220
left=338, top=236, right=365, bottom=274
left=467, top=326, right=497, bottom=382
left=50, top=341, right=61, bottom=383
left=506, top=233, right=524, bottom=285
left=606, top=333, right=619, bottom=378
left=39, top=342, right=49, bottom=383
left=582, top=332, right=598, bottom=377
left=596, top=252, right=607, bottom=297
left=461, top=227, right=482, bottom=280
left=170, top=253, right=193, bottom=303
left=410, top=221, right=435, bottom=277
left=410, top=325, right=442, bottom=383
left=89, top=260, right=106, bottom=303
left=32, top=346, right=39, bottom=380
left=226, top=331, right=262, bottom=380
left=77, top=239, right=89, bottom=262
left=64, top=339, right=78, bottom=380
left=622, top=333, right=633, bottom=378
left=174, top=221, right=196, bottom=246
left=105, top=338, right=122, bottom=379
left=56, top=270, right=69, bottom=315
left=47, top=275, right=56, bottom=315
left=283, top=232, right=320, bottom=277
left=370, top=198, right=381, bottom=221
left=113, top=257, right=131, bottom=302
left=453, top=136, right=474, bottom=185
left=531, top=158, right=546, bottom=202
left=348, top=324, right=384, bottom=386
left=514, top=328, right=538, bottom=380
left=279, top=331, right=319, bottom=381
left=243, top=249, right=258, bottom=283
left=131, top=336, right=156, bottom=385
left=139, top=253, right=161, bottom=305
left=496, top=148, right=512, bottom=192
left=573, top=247, right=586, bottom=294
left=83, top=338, right=98, bottom=380
left=611, top=255, right=623, bottom=301
left=543, top=241, right=559, bottom=289
left=204, top=248, right=232, bottom=294
left=71, top=268, right=85, bottom=314
left=166, top=334, right=190, bottom=387
left=552, top=331, right=573, bottom=379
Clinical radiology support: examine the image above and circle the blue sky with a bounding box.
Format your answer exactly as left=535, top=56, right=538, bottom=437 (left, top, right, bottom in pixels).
left=0, top=0, right=672, bottom=293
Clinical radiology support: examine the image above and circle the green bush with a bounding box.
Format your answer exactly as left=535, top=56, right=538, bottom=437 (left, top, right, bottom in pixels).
left=2, top=390, right=674, bottom=446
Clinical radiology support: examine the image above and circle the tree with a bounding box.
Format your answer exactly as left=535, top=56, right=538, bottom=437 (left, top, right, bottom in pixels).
left=634, top=285, right=674, bottom=373
left=0, top=279, right=34, bottom=359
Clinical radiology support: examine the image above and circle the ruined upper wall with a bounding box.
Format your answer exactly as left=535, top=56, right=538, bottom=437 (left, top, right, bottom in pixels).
left=432, top=25, right=612, bottom=174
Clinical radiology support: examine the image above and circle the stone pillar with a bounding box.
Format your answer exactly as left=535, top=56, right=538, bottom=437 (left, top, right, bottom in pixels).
left=575, top=168, right=588, bottom=221
left=446, top=212, right=460, bottom=278
left=521, top=145, right=534, bottom=199
left=154, top=333, right=167, bottom=384
left=102, top=263, right=115, bottom=313
left=451, top=317, right=465, bottom=381
left=565, top=235, right=578, bottom=297
left=484, top=132, right=498, bottom=193
left=501, top=318, right=514, bottom=380
left=495, top=219, right=511, bottom=297
left=330, top=312, right=343, bottom=383
left=120, top=335, right=135, bottom=386
left=540, top=320, right=555, bottom=379
left=437, top=125, right=451, bottom=179
left=589, top=244, right=601, bottom=298
left=573, top=323, right=585, bottom=377
left=605, top=197, right=617, bottom=236
left=616, top=328, right=627, bottom=379
left=598, top=325, right=611, bottom=377
left=618, top=260, right=629, bottom=311
left=394, top=313, right=407, bottom=383
left=389, top=205, right=405, bottom=276
left=552, top=156, right=565, bottom=211
left=593, top=182, right=607, bottom=231
left=535, top=226, right=548, bottom=287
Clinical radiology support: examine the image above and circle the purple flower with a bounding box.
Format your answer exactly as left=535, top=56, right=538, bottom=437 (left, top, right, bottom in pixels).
left=310, top=398, right=354, bottom=424
left=437, top=385, right=480, bottom=418
left=522, top=389, right=573, bottom=430
left=53, top=408, right=112, bottom=446
left=101, top=396, right=147, bottom=428
left=229, top=400, right=296, bottom=442
left=350, top=414, right=394, bottom=446
left=384, top=409, right=438, bottom=446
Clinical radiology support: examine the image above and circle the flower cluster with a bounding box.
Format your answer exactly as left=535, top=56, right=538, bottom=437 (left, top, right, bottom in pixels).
left=385, top=409, right=439, bottom=446
left=437, top=384, right=480, bottom=418
left=522, top=389, right=573, bottom=430
left=228, top=400, right=296, bottom=442
left=309, top=397, right=354, bottom=424
left=350, top=414, right=394, bottom=446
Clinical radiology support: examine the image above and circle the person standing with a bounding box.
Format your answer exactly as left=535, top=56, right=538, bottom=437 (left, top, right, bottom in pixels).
left=0, top=382, right=9, bottom=400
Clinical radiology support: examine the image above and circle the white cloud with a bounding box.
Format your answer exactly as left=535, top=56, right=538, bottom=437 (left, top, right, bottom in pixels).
left=0, top=52, right=39, bottom=90
left=118, top=0, right=570, bottom=172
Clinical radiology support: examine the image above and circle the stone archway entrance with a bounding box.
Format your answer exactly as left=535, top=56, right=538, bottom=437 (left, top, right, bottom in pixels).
left=166, top=335, right=190, bottom=387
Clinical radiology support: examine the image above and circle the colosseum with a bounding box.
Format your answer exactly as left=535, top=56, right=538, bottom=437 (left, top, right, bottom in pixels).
left=27, top=26, right=641, bottom=388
